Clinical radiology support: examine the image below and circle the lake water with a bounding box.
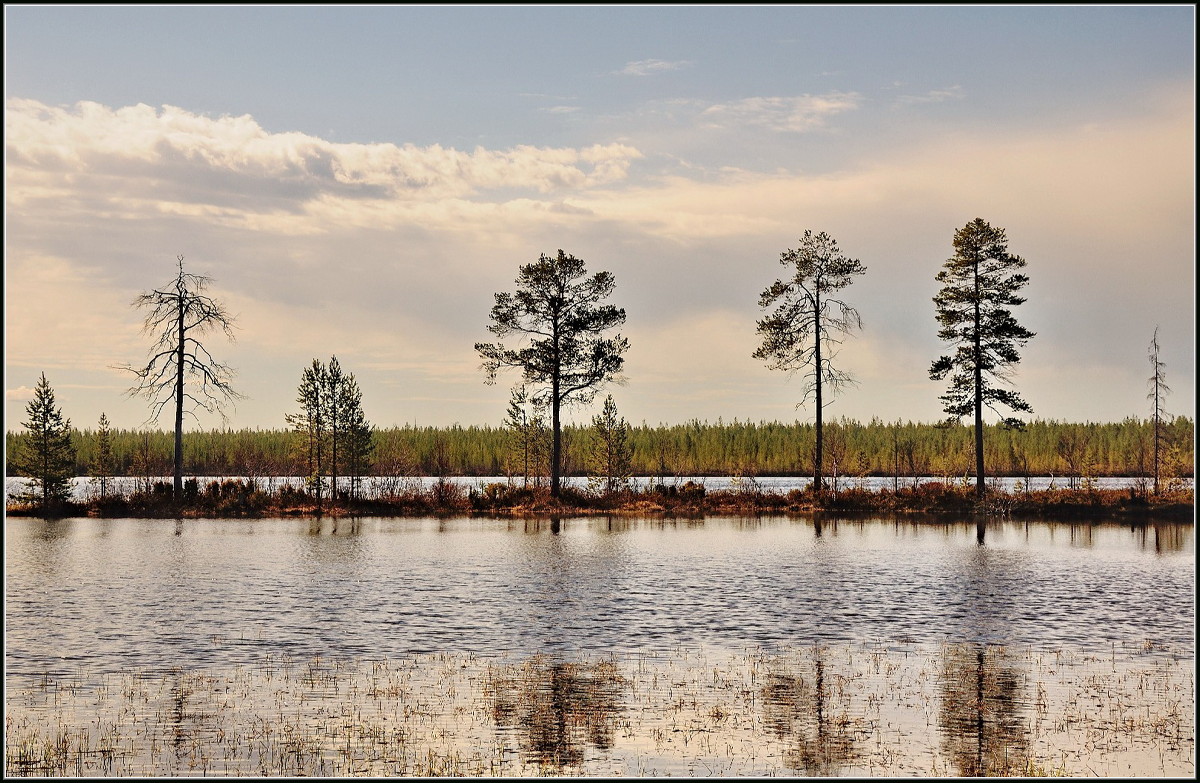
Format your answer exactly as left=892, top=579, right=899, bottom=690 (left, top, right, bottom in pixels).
left=4, top=515, right=1194, bottom=776
left=6, top=473, right=1192, bottom=504
left=5, top=516, right=1194, bottom=677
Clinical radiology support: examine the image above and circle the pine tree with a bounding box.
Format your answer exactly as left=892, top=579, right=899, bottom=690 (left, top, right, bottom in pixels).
left=754, top=230, right=866, bottom=491
left=91, top=412, right=116, bottom=500
left=502, top=385, right=550, bottom=488
left=588, top=394, right=633, bottom=497
left=325, top=356, right=346, bottom=500
left=930, top=218, right=1035, bottom=499
left=339, top=372, right=373, bottom=500
left=287, top=357, right=374, bottom=504
left=503, top=385, right=533, bottom=487
left=477, top=250, right=628, bottom=497
left=14, top=373, right=77, bottom=509
left=286, top=360, right=327, bottom=506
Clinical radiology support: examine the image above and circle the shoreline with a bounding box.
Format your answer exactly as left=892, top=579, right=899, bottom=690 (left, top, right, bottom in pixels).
left=6, top=482, right=1194, bottom=521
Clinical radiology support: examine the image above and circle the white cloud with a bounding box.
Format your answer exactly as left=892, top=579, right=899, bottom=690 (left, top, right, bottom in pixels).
left=698, top=93, right=863, bottom=132
left=6, top=386, right=36, bottom=402
left=4, top=99, right=644, bottom=211
left=560, top=89, right=1193, bottom=252
left=617, top=59, right=693, bottom=77
left=894, top=85, right=965, bottom=106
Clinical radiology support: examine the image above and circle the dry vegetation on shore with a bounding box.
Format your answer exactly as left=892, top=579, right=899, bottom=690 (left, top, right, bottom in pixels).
left=6, top=478, right=1193, bottom=521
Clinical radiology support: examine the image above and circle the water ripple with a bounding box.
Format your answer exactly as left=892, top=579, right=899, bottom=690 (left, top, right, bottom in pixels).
left=4, top=516, right=1193, bottom=679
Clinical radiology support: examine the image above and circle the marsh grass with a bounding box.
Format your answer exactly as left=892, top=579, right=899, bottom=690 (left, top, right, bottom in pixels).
left=4, top=642, right=1193, bottom=777
left=6, top=477, right=1193, bottom=520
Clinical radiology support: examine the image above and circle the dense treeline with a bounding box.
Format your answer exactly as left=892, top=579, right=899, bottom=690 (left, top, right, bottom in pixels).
left=7, top=417, right=1194, bottom=481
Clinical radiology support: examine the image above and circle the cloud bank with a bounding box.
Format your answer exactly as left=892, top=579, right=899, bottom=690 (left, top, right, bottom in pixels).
left=6, top=98, right=642, bottom=210
left=5, top=90, right=1194, bottom=430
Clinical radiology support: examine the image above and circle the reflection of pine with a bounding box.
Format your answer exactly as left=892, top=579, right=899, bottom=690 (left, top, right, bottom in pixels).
left=761, top=649, right=857, bottom=775
left=487, top=657, right=626, bottom=771
left=937, top=644, right=1030, bottom=777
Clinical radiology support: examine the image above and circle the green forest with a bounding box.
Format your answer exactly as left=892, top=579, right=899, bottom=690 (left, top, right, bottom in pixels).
left=7, top=416, right=1194, bottom=482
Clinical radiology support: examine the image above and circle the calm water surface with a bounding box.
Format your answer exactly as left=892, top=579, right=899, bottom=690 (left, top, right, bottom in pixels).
left=6, top=474, right=1193, bottom=503
left=4, top=516, right=1193, bottom=683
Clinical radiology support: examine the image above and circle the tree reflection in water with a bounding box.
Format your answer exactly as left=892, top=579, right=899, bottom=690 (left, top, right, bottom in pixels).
left=937, top=643, right=1030, bottom=776
left=1144, top=521, right=1190, bottom=554
left=760, top=647, right=857, bottom=775
left=487, top=655, right=626, bottom=772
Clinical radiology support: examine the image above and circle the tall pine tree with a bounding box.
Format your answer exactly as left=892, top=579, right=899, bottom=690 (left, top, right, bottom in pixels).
left=477, top=250, right=628, bottom=497
left=930, top=218, right=1035, bottom=499
left=754, top=230, right=866, bottom=491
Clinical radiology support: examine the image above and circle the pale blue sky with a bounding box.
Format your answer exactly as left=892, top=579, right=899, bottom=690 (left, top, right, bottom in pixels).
left=5, top=5, right=1195, bottom=432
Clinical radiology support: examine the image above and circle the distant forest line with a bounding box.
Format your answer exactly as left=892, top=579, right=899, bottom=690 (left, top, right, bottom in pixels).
left=5, top=417, right=1193, bottom=480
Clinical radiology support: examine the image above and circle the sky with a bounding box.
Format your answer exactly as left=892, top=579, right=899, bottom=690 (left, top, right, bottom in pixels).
left=4, top=5, right=1196, bottom=434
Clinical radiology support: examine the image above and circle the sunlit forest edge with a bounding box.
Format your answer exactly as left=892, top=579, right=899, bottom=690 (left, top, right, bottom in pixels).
left=6, top=417, right=1193, bottom=480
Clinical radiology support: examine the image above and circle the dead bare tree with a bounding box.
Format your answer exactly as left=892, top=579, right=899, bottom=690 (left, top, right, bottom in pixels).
left=118, top=255, right=241, bottom=501
left=1147, top=327, right=1171, bottom=494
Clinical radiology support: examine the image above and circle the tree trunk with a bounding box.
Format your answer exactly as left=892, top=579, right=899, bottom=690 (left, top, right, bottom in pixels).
left=315, top=415, right=324, bottom=511
left=813, top=294, right=824, bottom=492
left=973, top=275, right=985, bottom=500
left=551, top=380, right=562, bottom=498
left=974, top=372, right=984, bottom=499
left=551, top=319, right=563, bottom=498
left=174, top=294, right=185, bottom=502
left=1152, top=375, right=1160, bottom=495
left=331, top=422, right=338, bottom=503
left=40, top=428, right=50, bottom=508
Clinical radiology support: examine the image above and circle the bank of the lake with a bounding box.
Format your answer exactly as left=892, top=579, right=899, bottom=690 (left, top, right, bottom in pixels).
left=6, top=478, right=1194, bottom=521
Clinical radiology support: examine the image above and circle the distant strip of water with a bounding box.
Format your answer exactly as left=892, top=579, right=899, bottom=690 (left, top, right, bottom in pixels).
left=5, top=474, right=1191, bottom=503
